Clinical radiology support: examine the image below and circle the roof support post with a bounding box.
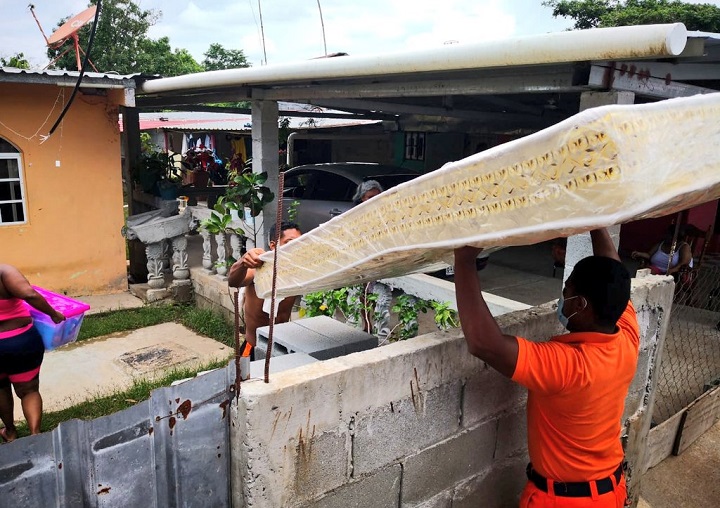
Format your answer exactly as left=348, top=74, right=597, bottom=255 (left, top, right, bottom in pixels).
left=251, top=99, right=279, bottom=248
left=563, top=91, right=635, bottom=286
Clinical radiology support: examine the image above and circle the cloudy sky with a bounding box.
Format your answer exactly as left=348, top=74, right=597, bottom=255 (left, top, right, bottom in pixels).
left=1, top=0, right=719, bottom=69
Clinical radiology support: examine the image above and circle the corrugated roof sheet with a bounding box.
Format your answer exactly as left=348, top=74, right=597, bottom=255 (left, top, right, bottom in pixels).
left=0, top=67, right=136, bottom=88
left=138, top=111, right=377, bottom=132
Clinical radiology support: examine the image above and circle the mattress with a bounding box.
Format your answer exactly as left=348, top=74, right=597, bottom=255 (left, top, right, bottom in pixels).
left=255, top=93, right=720, bottom=299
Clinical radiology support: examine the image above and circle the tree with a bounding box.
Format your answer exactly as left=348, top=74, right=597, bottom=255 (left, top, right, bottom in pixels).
left=1, top=53, right=30, bottom=69
left=135, top=37, right=203, bottom=76
left=48, top=0, right=203, bottom=77
left=202, top=43, right=251, bottom=71
left=543, top=0, right=720, bottom=32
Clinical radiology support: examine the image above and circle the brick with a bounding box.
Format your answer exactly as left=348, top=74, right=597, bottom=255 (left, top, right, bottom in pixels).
left=452, top=456, right=527, bottom=508
left=292, top=431, right=350, bottom=503
left=353, top=382, right=461, bottom=476
left=303, top=465, right=401, bottom=508
left=462, top=367, right=526, bottom=427
left=494, top=408, right=528, bottom=460
left=401, top=420, right=496, bottom=507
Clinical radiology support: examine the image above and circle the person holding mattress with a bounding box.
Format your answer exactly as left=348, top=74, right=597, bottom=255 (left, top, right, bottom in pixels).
left=454, top=229, right=637, bottom=507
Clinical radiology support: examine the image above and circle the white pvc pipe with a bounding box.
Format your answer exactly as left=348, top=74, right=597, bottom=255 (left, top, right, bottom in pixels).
left=140, top=24, right=688, bottom=95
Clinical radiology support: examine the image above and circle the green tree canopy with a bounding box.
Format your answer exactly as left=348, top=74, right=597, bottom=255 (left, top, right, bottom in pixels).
left=1, top=53, right=30, bottom=69
left=543, top=0, right=720, bottom=32
left=202, top=43, right=251, bottom=71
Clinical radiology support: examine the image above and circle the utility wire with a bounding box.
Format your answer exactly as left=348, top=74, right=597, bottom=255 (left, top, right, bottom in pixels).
left=42, top=0, right=102, bottom=142
left=316, top=0, right=327, bottom=56
left=257, top=0, right=268, bottom=65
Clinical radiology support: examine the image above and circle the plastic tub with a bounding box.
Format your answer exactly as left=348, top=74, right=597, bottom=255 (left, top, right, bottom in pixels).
left=23, top=287, right=91, bottom=350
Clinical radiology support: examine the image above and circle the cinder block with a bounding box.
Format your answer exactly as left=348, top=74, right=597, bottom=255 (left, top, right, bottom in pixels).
left=452, top=456, right=528, bottom=508
left=249, top=352, right=318, bottom=379
left=494, top=408, right=528, bottom=460
left=353, top=382, right=461, bottom=476
left=292, top=431, right=350, bottom=503
left=462, top=367, right=526, bottom=427
left=400, top=420, right=497, bottom=507
left=303, top=464, right=401, bottom=508
left=256, top=316, right=377, bottom=361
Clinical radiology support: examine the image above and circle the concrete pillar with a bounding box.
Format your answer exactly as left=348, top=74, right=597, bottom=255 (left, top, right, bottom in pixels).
left=251, top=99, right=279, bottom=248
left=563, top=91, right=635, bottom=286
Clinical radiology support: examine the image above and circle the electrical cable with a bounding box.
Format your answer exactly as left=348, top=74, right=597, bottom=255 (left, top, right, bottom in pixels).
left=41, top=0, right=102, bottom=143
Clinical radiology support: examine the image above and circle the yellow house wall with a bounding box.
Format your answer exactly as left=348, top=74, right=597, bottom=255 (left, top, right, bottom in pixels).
left=0, top=83, right=128, bottom=295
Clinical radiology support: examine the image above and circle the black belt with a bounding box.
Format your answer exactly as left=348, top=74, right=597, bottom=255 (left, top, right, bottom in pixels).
left=526, top=463, right=623, bottom=498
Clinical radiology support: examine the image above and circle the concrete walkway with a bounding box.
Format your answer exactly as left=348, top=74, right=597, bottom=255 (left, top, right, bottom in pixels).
left=638, top=419, right=720, bottom=507
left=11, top=292, right=232, bottom=421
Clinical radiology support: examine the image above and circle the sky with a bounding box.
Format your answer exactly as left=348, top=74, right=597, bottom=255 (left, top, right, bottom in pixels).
left=1, top=0, right=719, bottom=70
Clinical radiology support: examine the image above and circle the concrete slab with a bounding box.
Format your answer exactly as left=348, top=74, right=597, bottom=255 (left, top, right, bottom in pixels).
left=13, top=322, right=232, bottom=421
left=76, top=292, right=144, bottom=315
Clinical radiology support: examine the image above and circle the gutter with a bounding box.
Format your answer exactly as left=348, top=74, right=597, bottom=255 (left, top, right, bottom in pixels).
left=140, top=24, right=688, bottom=95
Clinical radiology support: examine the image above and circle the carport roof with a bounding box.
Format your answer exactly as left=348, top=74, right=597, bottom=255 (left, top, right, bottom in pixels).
left=134, top=24, right=720, bottom=132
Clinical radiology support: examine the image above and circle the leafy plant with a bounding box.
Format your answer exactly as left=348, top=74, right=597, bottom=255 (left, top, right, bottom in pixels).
left=225, top=170, right=275, bottom=217
left=199, top=198, right=245, bottom=236
left=287, top=200, right=301, bottom=223
left=301, top=286, right=458, bottom=342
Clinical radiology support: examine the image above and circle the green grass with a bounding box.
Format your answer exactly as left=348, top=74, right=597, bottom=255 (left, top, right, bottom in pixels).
left=78, top=304, right=237, bottom=347
left=3, top=304, right=239, bottom=439
left=13, top=358, right=230, bottom=438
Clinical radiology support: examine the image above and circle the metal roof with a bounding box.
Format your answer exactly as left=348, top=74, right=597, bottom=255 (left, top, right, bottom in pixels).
left=137, top=111, right=378, bottom=132
left=0, top=67, right=136, bottom=88
left=134, top=24, right=720, bottom=133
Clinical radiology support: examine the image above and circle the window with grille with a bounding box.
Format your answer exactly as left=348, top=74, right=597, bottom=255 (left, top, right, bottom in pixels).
left=404, top=132, right=425, bottom=161
left=0, top=138, right=27, bottom=225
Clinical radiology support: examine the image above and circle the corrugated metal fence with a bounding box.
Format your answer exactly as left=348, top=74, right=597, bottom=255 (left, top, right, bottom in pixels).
left=0, top=365, right=235, bottom=508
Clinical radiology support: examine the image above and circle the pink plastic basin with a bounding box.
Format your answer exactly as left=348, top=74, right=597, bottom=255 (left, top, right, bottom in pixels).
left=23, top=287, right=91, bottom=350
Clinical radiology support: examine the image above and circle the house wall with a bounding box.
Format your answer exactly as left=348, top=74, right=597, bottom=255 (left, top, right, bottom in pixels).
left=231, top=275, right=673, bottom=508
left=0, top=83, right=128, bottom=295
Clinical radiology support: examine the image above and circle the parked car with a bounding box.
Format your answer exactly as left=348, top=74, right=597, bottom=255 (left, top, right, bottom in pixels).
left=281, top=162, right=421, bottom=232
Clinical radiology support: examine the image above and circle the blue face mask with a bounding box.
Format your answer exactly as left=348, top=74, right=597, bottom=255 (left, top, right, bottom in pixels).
left=557, top=295, right=583, bottom=329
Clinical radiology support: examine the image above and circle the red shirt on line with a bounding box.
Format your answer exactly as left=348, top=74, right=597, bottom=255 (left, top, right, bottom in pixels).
left=512, top=302, right=640, bottom=482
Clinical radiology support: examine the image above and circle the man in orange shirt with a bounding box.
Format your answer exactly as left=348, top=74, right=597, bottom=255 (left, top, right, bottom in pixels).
left=454, top=228, right=638, bottom=507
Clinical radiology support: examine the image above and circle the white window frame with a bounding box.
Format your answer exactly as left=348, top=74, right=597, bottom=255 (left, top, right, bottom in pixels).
left=0, top=146, right=28, bottom=226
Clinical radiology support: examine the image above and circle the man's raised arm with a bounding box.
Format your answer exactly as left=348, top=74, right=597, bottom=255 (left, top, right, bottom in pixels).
left=453, top=247, right=519, bottom=378
left=590, top=228, right=620, bottom=262
left=228, top=248, right=265, bottom=288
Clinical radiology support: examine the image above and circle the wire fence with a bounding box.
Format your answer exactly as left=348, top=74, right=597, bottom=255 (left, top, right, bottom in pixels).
left=652, top=261, right=720, bottom=423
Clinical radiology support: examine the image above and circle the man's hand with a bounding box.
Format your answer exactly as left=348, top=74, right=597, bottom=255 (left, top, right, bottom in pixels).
left=240, top=248, right=266, bottom=269
left=229, top=248, right=266, bottom=287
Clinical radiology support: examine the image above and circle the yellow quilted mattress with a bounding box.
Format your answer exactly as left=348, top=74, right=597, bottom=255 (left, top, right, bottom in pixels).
left=256, top=93, right=720, bottom=298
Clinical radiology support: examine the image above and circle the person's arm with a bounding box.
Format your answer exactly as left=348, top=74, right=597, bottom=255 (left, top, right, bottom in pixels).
left=453, top=247, right=518, bottom=377
left=667, top=243, right=693, bottom=275
left=590, top=228, right=620, bottom=261
left=1, top=266, right=64, bottom=323
left=228, top=248, right=265, bottom=288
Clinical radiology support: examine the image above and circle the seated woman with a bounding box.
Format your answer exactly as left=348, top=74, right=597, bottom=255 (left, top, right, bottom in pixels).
left=631, top=225, right=694, bottom=278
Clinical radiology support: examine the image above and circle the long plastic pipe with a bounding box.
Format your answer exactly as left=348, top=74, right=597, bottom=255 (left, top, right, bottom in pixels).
left=140, top=24, right=688, bottom=95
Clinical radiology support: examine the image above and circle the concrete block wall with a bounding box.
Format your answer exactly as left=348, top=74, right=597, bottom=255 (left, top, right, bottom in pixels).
left=230, top=275, right=673, bottom=508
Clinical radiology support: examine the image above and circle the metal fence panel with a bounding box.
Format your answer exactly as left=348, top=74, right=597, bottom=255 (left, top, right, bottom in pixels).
left=0, top=365, right=234, bottom=508
left=653, top=264, right=720, bottom=423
